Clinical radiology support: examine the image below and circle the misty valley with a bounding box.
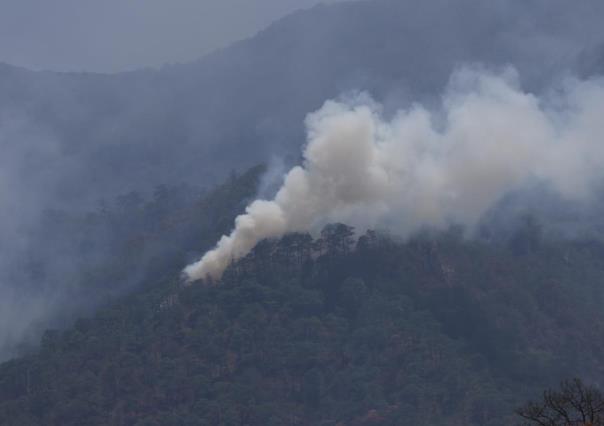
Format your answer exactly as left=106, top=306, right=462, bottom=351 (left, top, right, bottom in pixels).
left=2, top=0, right=604, bottom=425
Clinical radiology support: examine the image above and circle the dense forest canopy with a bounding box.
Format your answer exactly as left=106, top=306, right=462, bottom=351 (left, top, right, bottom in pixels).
left=2, top=0, right=604, bottom=367
left=1, top=168, right=604, bottom=425
left=2, top=1, right=604, bottom=425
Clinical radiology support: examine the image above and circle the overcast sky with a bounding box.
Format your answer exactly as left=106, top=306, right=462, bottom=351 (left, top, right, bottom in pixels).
left=0, top=0, right=351, bottom=73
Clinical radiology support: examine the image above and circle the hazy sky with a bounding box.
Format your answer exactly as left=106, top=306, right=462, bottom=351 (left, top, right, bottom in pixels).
left=0, top=0, right=351, bottom=73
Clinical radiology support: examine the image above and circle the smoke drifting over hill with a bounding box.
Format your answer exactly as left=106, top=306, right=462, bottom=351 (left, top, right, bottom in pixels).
left=2, top=0, right=604, bottom=361
left=185, top=68, right=604, bottom=281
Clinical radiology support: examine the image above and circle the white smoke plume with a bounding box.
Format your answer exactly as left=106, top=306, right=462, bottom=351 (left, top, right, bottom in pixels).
left=184, top=67, right=604, bottom=282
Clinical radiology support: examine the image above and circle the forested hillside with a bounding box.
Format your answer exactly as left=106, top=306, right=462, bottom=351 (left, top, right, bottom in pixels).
left=2, top=187, right=604, bottom=424
left=0, top=165, right=265, bottom=361
left=3, top=0, right=604, bottom=366
left=2, top=1, right=604, bottom=424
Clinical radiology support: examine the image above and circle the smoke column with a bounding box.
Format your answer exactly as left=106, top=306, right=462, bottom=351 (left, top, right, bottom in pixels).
left=184, top=67, right=604, bottom=282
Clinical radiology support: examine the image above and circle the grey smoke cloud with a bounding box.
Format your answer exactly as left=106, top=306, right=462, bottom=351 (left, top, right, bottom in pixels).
left=184, top=67, right=604, bottom=281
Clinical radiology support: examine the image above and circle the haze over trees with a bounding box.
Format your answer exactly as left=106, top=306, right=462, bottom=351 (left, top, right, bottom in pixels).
left=2, top=0, right=604, bottom=351
left=1, top=0, right=604, bottom=424
left=0, top=169, right=603, bottom=424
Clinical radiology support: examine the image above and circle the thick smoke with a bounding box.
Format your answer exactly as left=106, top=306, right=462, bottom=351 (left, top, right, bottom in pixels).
left=185, top=67, right=604, bottom=281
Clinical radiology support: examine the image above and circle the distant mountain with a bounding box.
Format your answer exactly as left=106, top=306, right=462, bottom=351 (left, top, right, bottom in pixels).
left=2, top=0, right=604, bottom=208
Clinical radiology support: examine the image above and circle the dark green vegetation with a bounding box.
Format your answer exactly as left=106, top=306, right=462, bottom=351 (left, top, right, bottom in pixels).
left=2, top=170, right=604, bottom=425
